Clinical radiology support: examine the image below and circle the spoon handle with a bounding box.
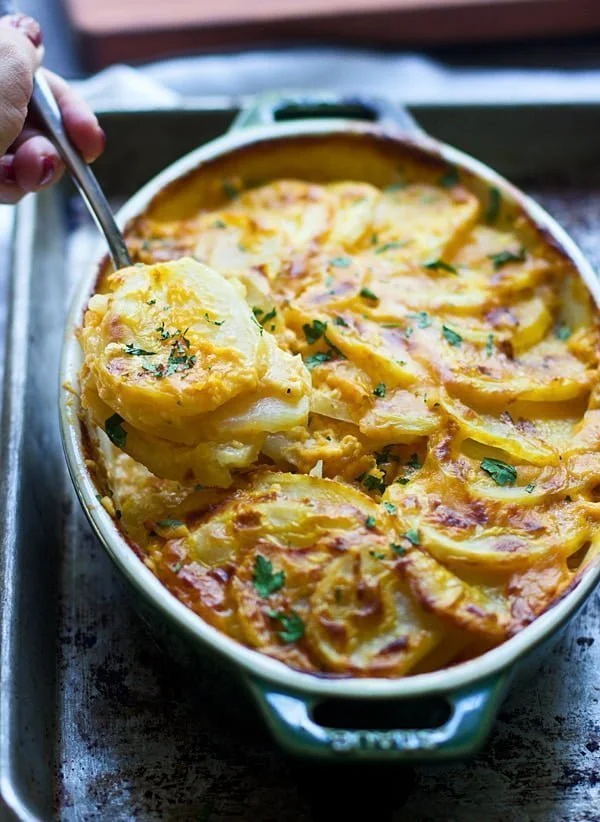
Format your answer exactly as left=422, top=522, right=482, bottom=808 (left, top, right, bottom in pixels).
left=31, top=71, right=132, bottom=269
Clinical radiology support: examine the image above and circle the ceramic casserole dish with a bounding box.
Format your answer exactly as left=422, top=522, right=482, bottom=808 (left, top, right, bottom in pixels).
left=60, top=93, right=600, bottom=762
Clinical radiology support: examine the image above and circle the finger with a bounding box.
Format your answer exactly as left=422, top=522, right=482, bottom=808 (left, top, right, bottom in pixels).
left=1, top=14, right=42, bottom=48
left=43, top=69, right=105, bottom=163
left=0, top=21, right=39, bottom=154
left=13, top=132, right=64, bottom=192
left=0, top=155, right=26, bottom=204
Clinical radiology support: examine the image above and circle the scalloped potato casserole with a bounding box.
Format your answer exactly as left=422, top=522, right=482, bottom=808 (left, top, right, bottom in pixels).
left=79, top=150, right=600, bottom=678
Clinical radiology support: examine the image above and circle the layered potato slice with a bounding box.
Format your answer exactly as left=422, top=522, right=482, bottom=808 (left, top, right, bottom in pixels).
left=81, top=167, right=600, bottom=679
left=80, top=258, right=310, bottom=485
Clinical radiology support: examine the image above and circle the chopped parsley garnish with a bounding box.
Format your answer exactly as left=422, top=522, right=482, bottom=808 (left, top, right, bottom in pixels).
left=555, top=323, right=572, bottom=341
left=376, top=241, right=406, bottom=254
left=330, top=256, right=351, bottom=268
left=403, top=529, right=420, bottom=546
left=442, top=325, right=462, bottom=346
left=105, top=413, right=127, bottom=448
left=369, top=550, right=387, bottom=560
left=396, top=477, right=410, bottom=485
left=142, top=363, right=166, bottom=378
left=171, top=562, right=183, bottom=573
left=213, top=219, right=227, bottom=229
left=156, top=321, right=172, bottom=340
left=407, top=453, right=422, bottom=470
left=123, top=343, right=157, bottom=356
left=481, top=457, right=517, bottom=486
left=334, top=316, right=349, bottom=327
left=359, top=287, right=379, bottom=302
left=165, top=335, right=196, bottom=376
left=267, top=610, right=305, bottom=643
left=363, top=475, right=386, bottom=493
left=525, top=483, right=536, bottom=494
left=305, top=350, right=335, bottom=369
left=204, top=313, right=225, bottom=326
left=365, top=515, right=377, bottom=529
left=383, top=501, right=397, bottom=514
left=303, top=319, right=328, bottom=345
left=390, top=542, right=406, bottom=556
left=253, top=555, right=285, bottom=598
left=486, top=333, right=494, bottom=358
left=373, top=382, right=387, bottom=398
left=489, top=248, right=526, bottom=269
left=371, top=232, right=379, bottom=245
left=252, top=307, right=263, bottom=317
left=407, top=311, right=432, bottom=329
left=146, top=299, right=156, bottom=305
left=261, top=308, right=277, bottom=326
left=485, top=186, right=502, bottom=223
left=439, top=165, right=459, bottom=188
left=375, top=449, right=398, bottom=466
left=423, top=259, right=457, bottom=274
left=222, top=179, right=239, bottom=200
left=156, top=518, right=184, bottom=529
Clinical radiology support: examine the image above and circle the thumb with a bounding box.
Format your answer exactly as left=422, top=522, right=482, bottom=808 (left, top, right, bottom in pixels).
left=0, top=16, right=41, bottom=155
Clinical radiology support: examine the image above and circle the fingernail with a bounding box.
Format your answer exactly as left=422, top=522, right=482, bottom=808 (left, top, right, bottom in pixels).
left=39, top=155, right=56, bottom=187
left=4, top=13, right=43, bottom=47
left=0, top=157, right=16, bottom=185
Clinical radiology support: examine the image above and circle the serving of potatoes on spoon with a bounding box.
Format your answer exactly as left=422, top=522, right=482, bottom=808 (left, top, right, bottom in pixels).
left=80, top=257, right=311, bottom=487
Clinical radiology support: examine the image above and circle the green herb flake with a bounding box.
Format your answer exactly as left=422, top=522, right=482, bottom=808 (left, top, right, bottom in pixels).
left=485, top=187, right=502, bottom=224
left=146, top=299, right=156, bottom=305
left=363, top=475, right=386, bottom=493
left=439, top=165, right=460, bottom=188
left=105, top=413, right=127, bottom=448
left=486, top=333, right=495, bottom=358
left=365, top=515, right=377, bottom=529
left=267, top=609, right=305, bottom=643
left=213, top=219, right=227, bottom=229
left=371, top=232, right=379, bottom=245
left=407, top=454, right=423, bottom=470
left=303, top=319, right=328, bottom=345
left=525, top=483, right=536, bottom=494
left=253, top=555, right=285, bottom=598
left=123, top=343, right=157, bottom=356
left=396, top=477, right=410, bottom=485
left=407, top=311, right=432, bottom=329
left=359, top=287, right=379, bottom=302
left=334, top=316, right=349, bottom=327
left=305, top=350, right=334, bottom=369
left=481, top=457, right=517, bottom=486
left=376, top=241, right=407, bottom=254
left=373, top=382, right=387, bottom=398
left=555, top=323, right=572, bottom=341
left=442, top=325, right=462, bottom=347
left=369, top=550, right=387, bottom=560
left=390, top=542, right=406, bottom=556
left=423, top=259, right=457, bottom=274
left=330, top=256, right=351, bottom=268
left=156, top=518, right=185, bottom=529
left=403, top=529, right=420, bottom=546
left=383, top=501, right=397, bottom=514
left=171, top=562, right=182, bottom=573
left=489, top=248, right=526, bottom=270
left=204, top=312, right=225, bottom=326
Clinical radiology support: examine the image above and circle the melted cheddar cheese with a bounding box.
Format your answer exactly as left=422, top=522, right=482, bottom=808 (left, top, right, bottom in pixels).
left=80, top=166, right=600, bottom=678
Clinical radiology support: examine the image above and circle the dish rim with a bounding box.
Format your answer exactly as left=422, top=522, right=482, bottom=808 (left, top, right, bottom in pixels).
left=60, top=116, right=600, bottom=698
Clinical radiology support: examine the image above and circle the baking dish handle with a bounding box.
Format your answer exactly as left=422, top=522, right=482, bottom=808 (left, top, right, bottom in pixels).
left=247, top=672, right=510, bottom=761
left=231, top=92, right=423, bottom=135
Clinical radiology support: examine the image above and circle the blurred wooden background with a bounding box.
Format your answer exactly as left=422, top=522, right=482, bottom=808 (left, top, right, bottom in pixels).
left=63, top=0, right=600, bottom=69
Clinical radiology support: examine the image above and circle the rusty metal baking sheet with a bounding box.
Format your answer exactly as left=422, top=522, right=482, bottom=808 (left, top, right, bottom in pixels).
left=1, top=104, right=599, bottom=822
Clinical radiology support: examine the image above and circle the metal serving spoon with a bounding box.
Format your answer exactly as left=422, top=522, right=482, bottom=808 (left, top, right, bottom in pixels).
left=30, top=72, right=132, bottom=269
left=0, top=0, right=131, bottom=268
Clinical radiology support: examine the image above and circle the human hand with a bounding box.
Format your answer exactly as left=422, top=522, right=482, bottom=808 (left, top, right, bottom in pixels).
left=0, top=13, right=105, bottom=203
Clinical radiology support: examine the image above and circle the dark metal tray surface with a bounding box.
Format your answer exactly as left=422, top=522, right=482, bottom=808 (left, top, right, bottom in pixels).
left=1, top=104, right=599, bottom=822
